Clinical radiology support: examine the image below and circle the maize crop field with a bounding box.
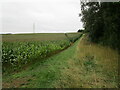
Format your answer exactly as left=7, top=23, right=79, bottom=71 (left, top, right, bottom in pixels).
left=2, top=33, right=82, bottom=73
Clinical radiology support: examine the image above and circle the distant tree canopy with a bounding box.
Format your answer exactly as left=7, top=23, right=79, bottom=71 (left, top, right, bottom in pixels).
left=77, top=29, right=84, bottom=32
left=80, top=1, right=120, bottom=52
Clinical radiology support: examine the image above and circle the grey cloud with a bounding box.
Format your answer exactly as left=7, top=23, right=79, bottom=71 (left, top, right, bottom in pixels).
left=1, top=0, right=83, bottom=33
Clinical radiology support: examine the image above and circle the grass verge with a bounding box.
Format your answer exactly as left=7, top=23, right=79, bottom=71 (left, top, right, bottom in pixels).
left=53, top=34, right=119, bottom=88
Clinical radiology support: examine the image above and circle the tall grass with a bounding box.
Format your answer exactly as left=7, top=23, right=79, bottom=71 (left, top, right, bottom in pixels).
left=54, top=34, right=119, bottom=88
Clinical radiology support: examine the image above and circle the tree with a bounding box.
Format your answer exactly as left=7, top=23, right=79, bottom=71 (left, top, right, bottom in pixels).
left=77, top=29, right=84, bottom=32
left=80, top=1, right=120, bottom=51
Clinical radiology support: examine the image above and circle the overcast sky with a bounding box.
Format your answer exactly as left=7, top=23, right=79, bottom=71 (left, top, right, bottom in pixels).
left=0, top=0, right=83, bottom=33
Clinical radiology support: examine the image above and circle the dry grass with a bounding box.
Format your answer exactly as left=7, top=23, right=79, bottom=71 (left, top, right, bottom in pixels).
left=53, top=34, right=119, bottom=88
left=2, top=76, right=35, bottom=88
left=78, top=35, right=118, bottom=73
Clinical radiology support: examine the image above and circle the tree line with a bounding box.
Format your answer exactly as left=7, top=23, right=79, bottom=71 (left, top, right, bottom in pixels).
left=80, top=1, right=120, bottom=52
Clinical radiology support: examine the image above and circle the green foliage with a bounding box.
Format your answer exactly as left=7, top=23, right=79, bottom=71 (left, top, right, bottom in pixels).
left=83, top=55, right=97, bottom=72
left=77, top=29, right=84, bottom=32
left=65, top=33, right=83, bottom=43
left=70, top=34, right=83, bottom=43
left=80, top=2, right=120, bottom=51
left=2, top=33, right=82, bottom=73
left=2, top=40, right=70, bottom=72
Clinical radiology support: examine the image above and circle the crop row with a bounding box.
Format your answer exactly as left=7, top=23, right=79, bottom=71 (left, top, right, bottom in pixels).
left=2, top=40, right=70, bottom=66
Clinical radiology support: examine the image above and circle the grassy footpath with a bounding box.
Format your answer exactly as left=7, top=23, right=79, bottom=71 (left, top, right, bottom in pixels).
left=3, top=34, right=119, bottom=88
